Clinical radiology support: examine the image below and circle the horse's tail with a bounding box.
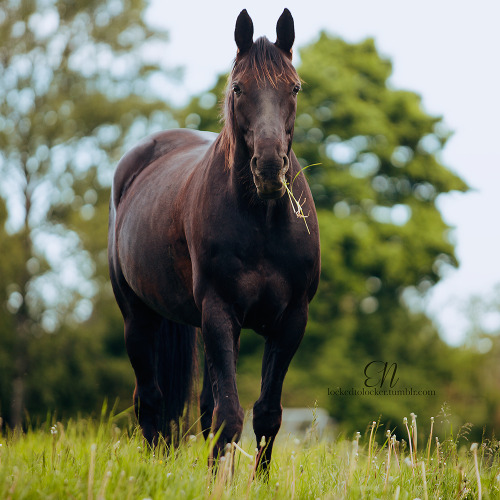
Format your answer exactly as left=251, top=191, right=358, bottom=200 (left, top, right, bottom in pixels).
left=155, top=318, right=197, bottom=443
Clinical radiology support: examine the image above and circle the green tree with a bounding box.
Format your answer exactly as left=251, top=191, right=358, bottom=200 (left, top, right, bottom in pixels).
left=179, top=34, right=476, bottom=434
left=0, top=0, right=177, bottom=427
left=290, top=35, right=468, bottom=432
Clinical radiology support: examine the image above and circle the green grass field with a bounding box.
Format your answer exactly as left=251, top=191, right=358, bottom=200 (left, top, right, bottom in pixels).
left=1, top=408, right=498, bottom=499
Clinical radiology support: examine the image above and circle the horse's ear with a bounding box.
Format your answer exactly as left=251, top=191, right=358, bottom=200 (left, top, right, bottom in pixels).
left=275, top=8, right=295, bottom=57
left=235, top=9, right=254, bottom=54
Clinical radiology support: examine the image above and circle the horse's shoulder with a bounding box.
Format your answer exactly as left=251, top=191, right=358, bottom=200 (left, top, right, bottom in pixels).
left=112, top=129, right=217, bottom=208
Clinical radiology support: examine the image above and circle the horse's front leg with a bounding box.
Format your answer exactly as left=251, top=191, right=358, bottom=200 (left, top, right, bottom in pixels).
left=200, top=353, right=215, bottom=440
left=201, top=295, right=244, bottom=459
left=253, top=304, right=308, bottom=476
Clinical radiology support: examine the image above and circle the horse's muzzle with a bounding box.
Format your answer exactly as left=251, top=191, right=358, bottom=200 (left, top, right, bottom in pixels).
left=256, top=182, right=286, bottom=199
left=251, top=155, right=289, bottom=200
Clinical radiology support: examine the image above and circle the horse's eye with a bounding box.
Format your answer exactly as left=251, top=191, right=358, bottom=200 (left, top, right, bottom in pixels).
left=292, top=84, right=301, bottom=96
left=232, top=83, right=242, bottom=97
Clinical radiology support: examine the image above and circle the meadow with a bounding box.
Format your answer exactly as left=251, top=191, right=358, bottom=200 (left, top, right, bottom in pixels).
left=1, top=407, right=499, bottom=499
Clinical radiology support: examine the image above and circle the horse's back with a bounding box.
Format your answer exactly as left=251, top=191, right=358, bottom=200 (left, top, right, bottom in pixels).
left=112, top=129, right=217, bottom=209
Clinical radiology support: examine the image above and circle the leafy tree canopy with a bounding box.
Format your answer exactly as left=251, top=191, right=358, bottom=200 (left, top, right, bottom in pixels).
left=0, top=0, right=174, bottom=427
left=178, top=33, right=473, bottom=434
left=3, top=5, right=491, bottom=437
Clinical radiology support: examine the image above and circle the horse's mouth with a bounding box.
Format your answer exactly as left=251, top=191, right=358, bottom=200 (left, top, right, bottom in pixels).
left=256, top=185, right=286, bottom=200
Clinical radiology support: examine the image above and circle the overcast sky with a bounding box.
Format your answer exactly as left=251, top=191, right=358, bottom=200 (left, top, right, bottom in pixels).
left=146, top=0, right=500, bottom=345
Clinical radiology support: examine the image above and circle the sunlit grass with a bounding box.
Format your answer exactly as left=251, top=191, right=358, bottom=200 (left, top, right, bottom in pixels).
left=1, top=410, right=500, bottom=499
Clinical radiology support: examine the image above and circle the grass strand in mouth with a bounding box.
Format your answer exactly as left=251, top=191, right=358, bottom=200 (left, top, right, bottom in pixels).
left=282, top=163, right=321, bottom=235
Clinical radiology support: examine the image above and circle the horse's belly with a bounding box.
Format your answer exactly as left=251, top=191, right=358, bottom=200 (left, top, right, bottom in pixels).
left=127, top=260, right=200, bottom=326
left=117, top=225, right=201, bottom=326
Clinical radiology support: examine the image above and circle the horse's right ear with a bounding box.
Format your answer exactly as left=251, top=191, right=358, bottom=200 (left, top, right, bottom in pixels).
left=275, top=8, right=295, bottom=56
left=235, top=9, right=254, bottom=54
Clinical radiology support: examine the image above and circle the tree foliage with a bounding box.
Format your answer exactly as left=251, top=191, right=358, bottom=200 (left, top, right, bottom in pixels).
left=0, top=0, right=175, bottom=426
left=177, top=33, right=491, bottom=436
left=2, top=2, right=498, bottom=439
left=287, top=35, right=470, bottom=433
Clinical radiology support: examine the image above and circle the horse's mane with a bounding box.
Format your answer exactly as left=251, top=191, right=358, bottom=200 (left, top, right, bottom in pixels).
left=218, top=37, right=300, bottom=168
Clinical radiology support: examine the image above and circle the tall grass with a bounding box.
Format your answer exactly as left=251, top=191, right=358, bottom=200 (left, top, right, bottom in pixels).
left=1, top=409, right=499, bottom=499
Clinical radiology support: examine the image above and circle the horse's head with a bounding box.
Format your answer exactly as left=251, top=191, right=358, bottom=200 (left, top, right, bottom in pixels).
left=226, top=9, right=300, bottom=200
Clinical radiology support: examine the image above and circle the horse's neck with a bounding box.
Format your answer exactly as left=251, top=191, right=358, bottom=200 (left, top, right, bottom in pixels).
left=228, top=145, right=258, bottom=198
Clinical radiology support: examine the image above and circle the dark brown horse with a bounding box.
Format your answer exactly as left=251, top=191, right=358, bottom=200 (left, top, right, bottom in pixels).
left=108, top=8, right=320, bottom=472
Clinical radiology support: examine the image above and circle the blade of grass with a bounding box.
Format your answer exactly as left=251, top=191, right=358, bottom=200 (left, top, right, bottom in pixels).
left=291, top=163, right=322, bottom=187
left=283, top=181, right=310, bottom=234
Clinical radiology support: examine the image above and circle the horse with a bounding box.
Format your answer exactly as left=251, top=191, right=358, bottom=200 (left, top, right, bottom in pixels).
left=108, top=8, right=320, bottom=473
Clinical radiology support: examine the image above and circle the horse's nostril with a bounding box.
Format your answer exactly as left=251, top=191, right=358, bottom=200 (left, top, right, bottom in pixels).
left=282, top=155, right=289, bottom=171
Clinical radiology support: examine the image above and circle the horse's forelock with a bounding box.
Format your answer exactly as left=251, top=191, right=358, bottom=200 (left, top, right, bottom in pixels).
left=233, top=36, right=299, bottom=87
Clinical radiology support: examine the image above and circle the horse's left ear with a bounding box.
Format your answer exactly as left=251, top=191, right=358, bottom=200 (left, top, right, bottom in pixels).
left=275, top=8, right=295, bottom=57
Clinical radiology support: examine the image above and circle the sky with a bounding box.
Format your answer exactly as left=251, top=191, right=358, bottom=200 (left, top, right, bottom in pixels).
left=146, top=0, right=500, bottom=345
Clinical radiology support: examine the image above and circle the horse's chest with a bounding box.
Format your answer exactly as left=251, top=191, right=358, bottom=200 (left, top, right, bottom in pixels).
left=211, top=248, right=309, bottom=320
left=239, top=265, right=290, bottom=304
left=197, top=225, right=318, bottom=327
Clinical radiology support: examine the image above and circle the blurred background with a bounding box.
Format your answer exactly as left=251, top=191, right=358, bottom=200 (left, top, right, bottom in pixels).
left=1, top=0, right=499, bottom=439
